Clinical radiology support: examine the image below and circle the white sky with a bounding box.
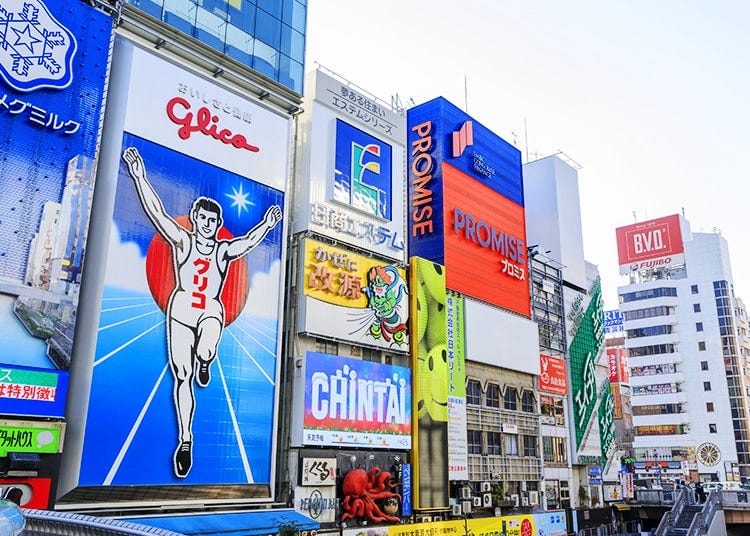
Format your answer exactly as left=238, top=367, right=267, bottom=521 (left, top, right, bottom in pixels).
left=305, top=0, right=750, bottom=310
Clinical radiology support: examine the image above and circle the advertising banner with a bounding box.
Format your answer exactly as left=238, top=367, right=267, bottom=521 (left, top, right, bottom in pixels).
left=295, top=69, right=406, bottom=262
left=0, top=419, right=64, bottom=456
left=618, top=349, right=630, bottom=383
left=0, top=364, right=68, bottom=418
left=599, top=381, right=616, bottom=462
left=299, top=238, right=408, bottom=351
left=386, top=513, right=566, bottom=536
left=300, top=457, right=336, bottom=486
left=607, top=348, right=619, bottom=383
left=293, top=485, right=337, bottom=524
left=616, top=214, right=685, bottom=274
left=604, top=309, right=623, bottom=334
left=410, top=257, right=448, bottom=509
left=611, top=383, right=623, bottom=419
left=446, top=293, right=467, bottom=480
left=79, top=40, right=289, bottom=490
left=0, top=0, right=111, bottom=380
left=301, top=352, right=411, bottom=449
left=569, top=279, right=605, bottom=450
left=539, top=354, right=567, bottom=395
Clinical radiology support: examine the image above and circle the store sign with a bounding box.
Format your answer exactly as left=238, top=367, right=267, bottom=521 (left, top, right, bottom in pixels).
left=0, top=423, right=61, bottom=456
left=539, top=354, right=567, bottom=395
left=294, top=486, right=337, bottom=523
left=300, top=457, right=336, bottom=486
left=570, top=279, right=605, bottom=449
left=611, top=383, right=623, bottom=419
left=599, top=383, right=616, bottom=461
left=0, top=365, right=68, bottom=418
left=301, top=352, right=411, bottom=449
left=446, top=294, right=468, bottom=481
left=616, top=214, right=685, bottom=274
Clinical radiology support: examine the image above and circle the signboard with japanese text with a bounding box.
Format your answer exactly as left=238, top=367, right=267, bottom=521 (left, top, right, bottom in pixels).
left=409, top=257, right=449, bottom=509
left=300, top=457, right=336, bottom=486
left=0, top=364, right=68, bottom=418
left=298, top=238, right=408, bottom=351
left=569, top=279, right=605, bottom=450
left=385, top=512, right=566, bottom=536
left=293, top=352, right=411, bottom=449
left=616, top=214, right=685, bottom=274
left=407, top=97, right=529, bottom=316
left=598, top=382, right=616, bottom=463
left=446, top=293, right=468, bottom=480
left=611, top=383, right=623, bottom=419
left=0, top=0, right=112, bottom=380
left=539, top=354, right=567, bottom=395
left=0, top=419, right=64, bottom=456
left=74, top=39, right=289, bottom=498
left=607, top=348, right=620, bottom=383
left=294, top=69, right=406, bottom=262
left=604, top=309, right=623, bottom=334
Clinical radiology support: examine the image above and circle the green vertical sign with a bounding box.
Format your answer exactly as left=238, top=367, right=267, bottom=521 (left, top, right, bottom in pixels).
left=598, top=381, right=616, bottom=464
left=447, top=293, right=465, bottom=398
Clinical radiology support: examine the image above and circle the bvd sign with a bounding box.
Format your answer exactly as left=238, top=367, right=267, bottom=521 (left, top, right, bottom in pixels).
left=616, top=214, right=685, bottom=274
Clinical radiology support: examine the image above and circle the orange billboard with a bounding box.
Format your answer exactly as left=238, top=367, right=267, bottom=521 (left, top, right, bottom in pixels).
left=442, top=163, right=530, bottom=316
left=539, top=354, right=568, bottom=395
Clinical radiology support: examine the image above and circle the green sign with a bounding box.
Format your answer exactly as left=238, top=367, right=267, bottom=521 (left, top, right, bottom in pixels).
left=0, top=367, right=58, bottom=387
left=447, top=293, right=466, bottom=397
left=598, top=380, right=616, bottom=464
left=569, top=278, right=604, bottom=449
left=0, top=425, right=61, bottom=456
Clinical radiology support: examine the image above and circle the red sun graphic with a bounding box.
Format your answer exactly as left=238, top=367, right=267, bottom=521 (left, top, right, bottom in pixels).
left=144, top=215, right=249, bottom=326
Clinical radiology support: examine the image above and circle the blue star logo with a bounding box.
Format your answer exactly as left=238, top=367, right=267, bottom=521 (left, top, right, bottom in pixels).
left=225, top=183, right=254, bottom=217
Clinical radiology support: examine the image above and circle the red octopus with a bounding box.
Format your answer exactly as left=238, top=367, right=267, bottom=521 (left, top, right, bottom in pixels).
left=341, top=467, right=401, bottom=523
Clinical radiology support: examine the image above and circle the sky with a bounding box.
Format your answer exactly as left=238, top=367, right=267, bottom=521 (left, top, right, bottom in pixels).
left=304, top=0, right=750, bottom=310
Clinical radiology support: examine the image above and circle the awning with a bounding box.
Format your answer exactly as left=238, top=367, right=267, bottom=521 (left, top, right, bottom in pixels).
left=124, top=509, right=320, bottom=536
left=613, top=503, right=631, bottom=511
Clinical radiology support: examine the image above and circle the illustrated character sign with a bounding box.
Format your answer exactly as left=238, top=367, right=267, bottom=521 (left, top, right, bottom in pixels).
left=341, top=467, right=401, bottom=523
left=121, top=147, right=282, bottom=478
left=361, top=265, right=407, bottom=345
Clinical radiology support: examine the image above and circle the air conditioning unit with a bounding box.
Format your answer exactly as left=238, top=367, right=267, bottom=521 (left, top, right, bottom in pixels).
left=529, top=490, right=539, bottom=505
left=451, top=504, right=462, bottom=516
left=521, top=496, right=529, bottom=507
left=462, top=500, right=472, bottom=514
left=480, top=481, right=491, bottom=492
left=473, top=496, right=481, bottom=507
left=511, top=494, right=520, bottom=507
left=460, top=486, right=471, bottom=499
left=482, top=493, right=492, bottom=508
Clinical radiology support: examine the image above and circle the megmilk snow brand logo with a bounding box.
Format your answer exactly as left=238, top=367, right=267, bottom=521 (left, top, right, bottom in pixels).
left=0, top=0, right=77, bottom=92
left=334, top=119, right=392, bottom=220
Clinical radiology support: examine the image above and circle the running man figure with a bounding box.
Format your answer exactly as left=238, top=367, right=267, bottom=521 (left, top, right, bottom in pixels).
left=122, top=147, right=282, bottom=478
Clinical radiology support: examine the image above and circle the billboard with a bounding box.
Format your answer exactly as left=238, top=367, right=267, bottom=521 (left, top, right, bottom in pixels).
left=569, top=279, right=605, bottom=450
left=76, top=39, right=290, bottom=493
left=0, top=0, right=111, bottom=381
left=446, top=293, right=467, bottom=480
left=539, top=354, right=567, bottom=395
left=295, top=352, right=411, bottom=449
left=0, top=364, right=68, bottom=418
left=410, top=257, right=448, bottom=509
left=298, top=238, right=409, bottom=351
left=407, top=97, right=529, bottom=316
left=294, top=69, right=406, bottom=262
left=616, top=214, right=685, bottom=274
left=604, top=309, right=623, bottom=334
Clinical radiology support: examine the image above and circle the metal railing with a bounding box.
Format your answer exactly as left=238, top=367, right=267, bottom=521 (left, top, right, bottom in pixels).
left=685, top=491, right=722, bottom=536
left=21, top=509, right=184, bottom=536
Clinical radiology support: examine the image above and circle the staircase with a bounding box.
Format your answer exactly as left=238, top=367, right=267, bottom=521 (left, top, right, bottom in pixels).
left=664, top=504, right=703, bottom=536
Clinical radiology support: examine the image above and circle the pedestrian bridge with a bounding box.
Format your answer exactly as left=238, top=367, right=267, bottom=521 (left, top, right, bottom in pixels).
left=635, top=488, right=750, bottom=527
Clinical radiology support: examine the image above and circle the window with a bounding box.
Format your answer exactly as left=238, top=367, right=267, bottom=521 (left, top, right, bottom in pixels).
left=522, top=391, right=535, bottom=413
left=523, top=435, right=538, bottom=457
left=487, top=431, right=501, bottom=455
left=486, top=383, right=500, bottom=408
left=696, top=322, right=704, bottom=332
left=361, top=347, right=379, bottom=362
left=543, top=436, right=567, bottom=463
left=709, top=423, right=717, bottom=433
left=504, top=434, right=519, bottom=456
left=701, top=361, right=709, bottom=371
left=627, top=325, right=673, bottom=338
left=704, top=381, right=712, bottom=391
left=698, top=341, right=706, bottom=351
left=707, top=402, right=714, bottom=412
left=504, top=387, right=518, bottom=410
left=691, top=284, right=699, bottom=294
left=315, top=338, right=338, bottom=355
left=620, top=287, right=677, bottom=303
left=467, top=429, right=482, bottom=454
left=467, top=380, right=481, bottom=405
left=694, top=303, right=701, bottom=312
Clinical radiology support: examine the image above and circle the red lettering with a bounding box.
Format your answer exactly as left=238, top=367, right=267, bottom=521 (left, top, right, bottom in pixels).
left=166, top=97, right=260, bottom=152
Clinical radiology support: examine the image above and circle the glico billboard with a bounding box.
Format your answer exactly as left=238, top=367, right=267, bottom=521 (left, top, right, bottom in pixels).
left=616, top=214, right=685, bottom=274
left=62, top=38, right=290, bottom=504
left=0, top=0, right=112, bottom=415
left=407, top=98, right=529, bottom=317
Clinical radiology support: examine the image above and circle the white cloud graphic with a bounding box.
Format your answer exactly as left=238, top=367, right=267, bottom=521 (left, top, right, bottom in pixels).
left=244, top=259, right=281, bottom=319
left=105, top=222, right=149, bottom=291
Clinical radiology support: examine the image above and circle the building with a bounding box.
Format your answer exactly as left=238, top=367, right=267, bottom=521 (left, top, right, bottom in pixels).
left=616, top=214, right=750, bottom=482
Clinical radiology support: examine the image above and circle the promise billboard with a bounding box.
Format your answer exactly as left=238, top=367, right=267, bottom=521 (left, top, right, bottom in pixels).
left=616, top=214, right=685, bottom=274
left=70, top=39, right=290, bottom=501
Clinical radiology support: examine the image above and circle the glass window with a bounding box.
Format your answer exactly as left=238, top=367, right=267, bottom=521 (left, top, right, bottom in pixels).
left=694, top=303, right=701, bottom=312
left=522, top=391, right=535, bottom=413
left=258, top=0, right=282, bottom=17
left=315, top=338, right=337, bottom=355
left=523, top=435, right=538, bottom=457
left=709, top=423, right=717, bottom=433
left=504, top=387, right=517, bottom=410
left=504, top=434, right=519, bottom=456
left=281, top=24, right=305, bottom=63
left=283, top=0, right=306, bottom=32
left=701, top=361, right=709, bottom=371
left=253, top=40, right=279, bottom=78
left=691, top=284, right=699, bottom=294
left=704, top=381, right=712, bottom=391
left=699, top=341, right=706, bottom=351
left=127, top=0, right=164, bottom=19
left=696, top=322, right=704, bottom=332
left=278, top=54, right=303, bottom=93
left=467, top=429, right=482, bottom=455
left=467, top=380, right=481, bottom=405
left=255, top=7, right=281, bottom=46
left=707, top=402, right=714, bottom=412
left=486, top=384, right=500, bottom=408
left=487, top=431, right=501, bottom=455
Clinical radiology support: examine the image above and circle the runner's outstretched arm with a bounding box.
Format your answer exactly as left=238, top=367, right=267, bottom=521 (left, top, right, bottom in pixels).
left=225, top=205, right=282, bottom=260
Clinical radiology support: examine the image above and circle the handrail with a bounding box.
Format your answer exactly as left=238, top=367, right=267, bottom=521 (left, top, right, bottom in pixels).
left=21, top=509, right=184, bottom=536
left=685, top=490, right=721, bottom=536
left=654, top=487, right=688, bottom=536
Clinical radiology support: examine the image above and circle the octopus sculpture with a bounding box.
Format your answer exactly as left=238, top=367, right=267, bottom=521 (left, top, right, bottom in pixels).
left=341, top=467, right=401, bottom=523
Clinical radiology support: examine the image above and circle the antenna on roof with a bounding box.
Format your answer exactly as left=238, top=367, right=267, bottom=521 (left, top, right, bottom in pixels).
left=464, top=75, right=469, bottom=113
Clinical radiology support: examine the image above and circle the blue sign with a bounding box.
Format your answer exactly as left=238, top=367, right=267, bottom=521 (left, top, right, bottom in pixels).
left=0, top=363, right=68, bottom=418
left=334, top=119, right=393, bottom=220
left=401, top=463, right=412, bottom=516
left=0, top=0, right=112, bottom=373
left=604, top=310, right=623, bottom=333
